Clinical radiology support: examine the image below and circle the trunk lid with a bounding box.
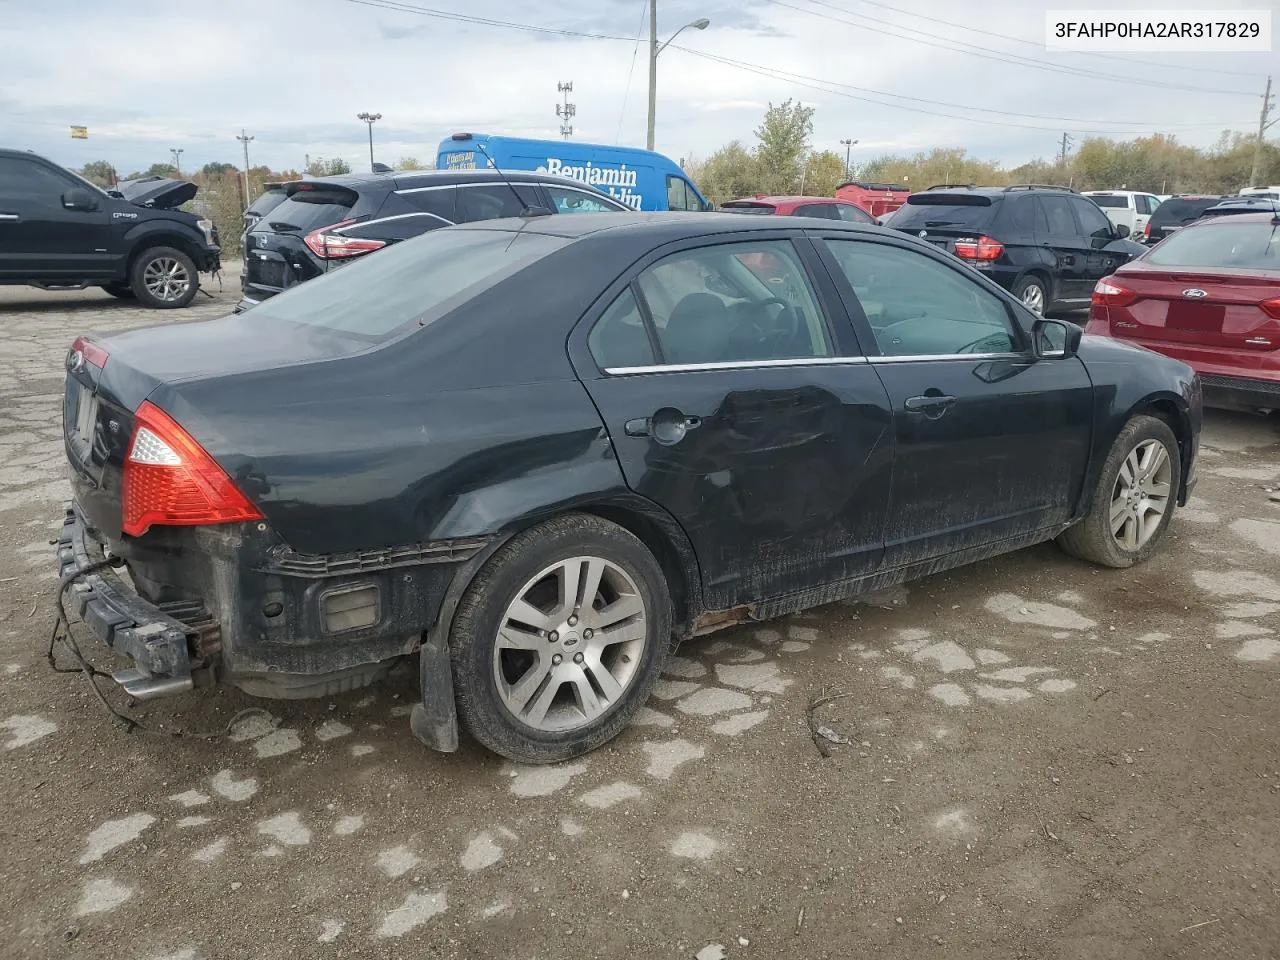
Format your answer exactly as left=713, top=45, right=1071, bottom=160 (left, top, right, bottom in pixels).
left=117, top=176, right=199, bottom=210
left=1108, top=264, right=1280, bottom=351
left=63, top=317, right=370, bottom=540
left=889, top=194, right=998, bottom=256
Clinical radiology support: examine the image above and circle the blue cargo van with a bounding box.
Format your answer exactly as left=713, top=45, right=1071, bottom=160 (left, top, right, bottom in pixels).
left=437, top=133, right=709, bottom=213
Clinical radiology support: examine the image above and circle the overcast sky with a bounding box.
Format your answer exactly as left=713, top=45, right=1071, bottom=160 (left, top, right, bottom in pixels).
left=1, top=0, right=1273, bottom=176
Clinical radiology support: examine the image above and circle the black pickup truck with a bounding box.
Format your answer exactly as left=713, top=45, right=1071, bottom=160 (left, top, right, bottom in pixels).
left=0, top=149, right=220, bottom=308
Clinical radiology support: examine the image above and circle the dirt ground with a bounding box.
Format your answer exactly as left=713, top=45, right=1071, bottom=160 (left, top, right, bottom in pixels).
left=0, top=269, right=1278, bottom=960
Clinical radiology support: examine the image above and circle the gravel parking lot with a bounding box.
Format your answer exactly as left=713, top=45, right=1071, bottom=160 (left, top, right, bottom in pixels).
left=1, top=269, right=1278, bottom=960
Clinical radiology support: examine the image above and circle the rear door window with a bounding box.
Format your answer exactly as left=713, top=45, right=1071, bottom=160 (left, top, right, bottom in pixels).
left=835, top=203, right=875, bottom=223
left=397, top=187, right=457, bottom=224
left=456, top=183, right=541, bottom=222
left=1038, top=195, right=1078, bottom=235
left=544, top=185, right=626, bottom=213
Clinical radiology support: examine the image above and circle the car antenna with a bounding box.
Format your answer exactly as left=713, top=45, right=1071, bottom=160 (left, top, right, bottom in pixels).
left=473, top=142, right=553, bottom=218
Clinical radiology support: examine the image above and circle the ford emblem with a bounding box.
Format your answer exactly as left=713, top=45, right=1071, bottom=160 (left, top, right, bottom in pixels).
left=1182, top=288, right=1208, bottom=298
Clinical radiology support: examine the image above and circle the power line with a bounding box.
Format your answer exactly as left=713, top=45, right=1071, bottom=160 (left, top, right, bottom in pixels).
left=673, top=47, right=1251, bottom=135
left=337, top=0, right=1249, bottom=133
left=771, top=0, right=1255, bottom=97
left=615, top=0, right=649, bottom=143
left=838, top=0, right=1266, bottom=79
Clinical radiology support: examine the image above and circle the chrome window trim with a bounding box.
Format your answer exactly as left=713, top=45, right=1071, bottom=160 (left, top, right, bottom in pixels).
left=868, top=351, right=1028, bottom=363
left=604, top=356, right=868, bottom=375
left=334, top=211, right=454, bottom=230
left=396, top=181, right=516, bottom=195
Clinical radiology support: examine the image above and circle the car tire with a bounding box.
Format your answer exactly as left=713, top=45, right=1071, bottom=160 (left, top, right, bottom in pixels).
left=449, top=513, right=672, bottom=763
left=1057, top=415, right=1181, bottom=569
left=1013, top=275, right=1048, bottom=316
left=129, top=246, right=199, bottom=309
left=100, top=283, right=135, bottom=300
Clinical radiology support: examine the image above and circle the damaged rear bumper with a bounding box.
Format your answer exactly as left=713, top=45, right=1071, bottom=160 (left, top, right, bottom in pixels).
left=55, top=508, right=195, bottom=700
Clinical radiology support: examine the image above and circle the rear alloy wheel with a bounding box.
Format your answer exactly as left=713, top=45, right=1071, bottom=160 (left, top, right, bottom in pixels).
left=100, top=282, right=135, bottom=300
left=1058, top=415, right=1181, bottom=568
left=130, top=246, right=199, bottom=309
left=1014, top=275, right=1047, bottom=316
left=450, top=514, right=671, bottom=763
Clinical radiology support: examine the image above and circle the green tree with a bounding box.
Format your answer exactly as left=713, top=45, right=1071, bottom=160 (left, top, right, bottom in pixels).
left=305, top=157, right=352, bottom=177
left=800, top=150, right=846, bottom=196
left=395, top=156, right=423, bottom=171
left=686, top=141, right=759, bottom=205
left=754, top=99, right=814, bottom=195
left=201, top=161, right=237, bottom=177
left=78, top=160, right=117, bottom=187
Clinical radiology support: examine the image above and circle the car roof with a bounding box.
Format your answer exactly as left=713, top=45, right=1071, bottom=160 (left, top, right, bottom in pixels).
left=454, top=211, right=881, bottom=241
left=1185, top=211, right=1279, bottom=224
left=302, top=168, right=619, bottom=193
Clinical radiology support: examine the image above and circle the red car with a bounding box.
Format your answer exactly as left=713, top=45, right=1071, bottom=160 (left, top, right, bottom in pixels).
left=1086, top=211, right=1280, bottom=411
left=719, top=195, right=879, bottom=224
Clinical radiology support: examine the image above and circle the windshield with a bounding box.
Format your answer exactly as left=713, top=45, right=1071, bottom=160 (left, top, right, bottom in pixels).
left=891, top=196, right=995, bottom=231
left=1088, top=195, right=1128, bottom=209
left=249, top=227, right=569, bottom=339
left=1146, top=221, right=1280, bottom=270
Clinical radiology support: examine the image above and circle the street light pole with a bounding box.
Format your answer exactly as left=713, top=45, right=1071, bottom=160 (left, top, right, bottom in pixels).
left=170, top=148, right=183, bottom=176
left=840, top=138, right=857, bottom=179
left=236, top=130, right=254, bottom=210
left=357, top=112, right=382, bottom=172
left=646, top=7, right=710, bottom=151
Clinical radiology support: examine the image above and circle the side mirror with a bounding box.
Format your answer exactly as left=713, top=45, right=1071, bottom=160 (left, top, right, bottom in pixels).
left=1112, top=223, right=1129, bottom=240
left=1032, top=318, right=1081, bottom=360
left=62, top=188, right=99, bottom=212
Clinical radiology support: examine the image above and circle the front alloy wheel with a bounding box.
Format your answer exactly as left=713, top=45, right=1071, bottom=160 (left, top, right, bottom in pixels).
left=1108, top=439, right=1173, bottom=550
left=129, top=246, right=199, bottom=309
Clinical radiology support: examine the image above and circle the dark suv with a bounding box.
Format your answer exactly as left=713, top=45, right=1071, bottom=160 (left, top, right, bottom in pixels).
left=0, top=148, right=221, bottom=308
left=239, top=168, right=629, bottom=310
left=1143, top=195, right=1227, bottom=244
left=890, top=184, right=1145, bottom=314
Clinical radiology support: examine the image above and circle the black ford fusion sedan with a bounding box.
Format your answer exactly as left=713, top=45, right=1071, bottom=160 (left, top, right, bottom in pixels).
left=58, top=212, right=1200, bottom=763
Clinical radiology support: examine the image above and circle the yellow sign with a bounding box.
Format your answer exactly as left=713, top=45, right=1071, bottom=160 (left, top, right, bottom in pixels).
left=70, top=126, right=88, bottom=139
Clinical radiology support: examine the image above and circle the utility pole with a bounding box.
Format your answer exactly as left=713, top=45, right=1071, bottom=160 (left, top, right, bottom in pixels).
left=236, top=129, right=254, bottom=209
left=1250, top=75, right=1276, bottom=188
left=170, top=148, right=183, bottom=176
left=647, top=0, right=658, bottom=151
left=1058, top=132, right=1073, bottom=173
left=840, top=138, right=857, bottom=179
left=556, top=82, right=576, bottom=139
left=357, top=112, right=382, bottom=172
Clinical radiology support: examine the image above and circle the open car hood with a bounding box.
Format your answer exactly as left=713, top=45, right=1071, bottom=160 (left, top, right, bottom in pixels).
left=117, top=176, right=198, bottom=210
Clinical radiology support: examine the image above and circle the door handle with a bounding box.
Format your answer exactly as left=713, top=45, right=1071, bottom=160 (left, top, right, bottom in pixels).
left=0, top=213, right=19, bottom=222
left=626, top=409, right=702, bottom=444
left=904, top=394, right=956, bottom=418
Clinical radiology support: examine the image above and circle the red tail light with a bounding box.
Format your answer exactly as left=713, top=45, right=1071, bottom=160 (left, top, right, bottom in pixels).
left=1261, top=297, right=1280, bottom=321
left=303, top=219, right=387, bottom=259
left=1143, top=220, right=1152, bottom=238
left=71, top=336, right=109, bottom=369
left=953, top=235, right=1004, bottom=261
left=1092, top=277, right=1138, bottom=308
left=122, top=401, right=263, bottom=537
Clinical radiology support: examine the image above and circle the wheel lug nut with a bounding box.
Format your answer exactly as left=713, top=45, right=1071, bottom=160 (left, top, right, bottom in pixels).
left=552, top=653, right=563, bottom=665
left=548, top=631, right=559, bottom=643
left=573, top=652, right=584, bottom=664
left=567, top=615, right=578, bottom=627
left=583, top=629, right=593, bottom=640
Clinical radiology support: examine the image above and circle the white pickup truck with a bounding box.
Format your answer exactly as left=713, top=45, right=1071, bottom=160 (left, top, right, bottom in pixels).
left=1082, top=190, right=1163, bottom=240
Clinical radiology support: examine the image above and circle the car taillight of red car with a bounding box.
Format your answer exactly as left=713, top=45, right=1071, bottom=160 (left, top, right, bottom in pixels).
left=122, top=401, right=263, bottom=537
left=303, top=219, right=388, bottom=260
